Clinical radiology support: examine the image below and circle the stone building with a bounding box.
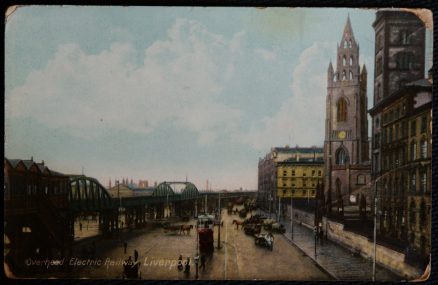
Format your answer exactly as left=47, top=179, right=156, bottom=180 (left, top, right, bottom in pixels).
left=257, top=146, right=323, bottom=213
left=369, top=10, right=431, bottom=265
left=324, top=16, right=371, bottom=212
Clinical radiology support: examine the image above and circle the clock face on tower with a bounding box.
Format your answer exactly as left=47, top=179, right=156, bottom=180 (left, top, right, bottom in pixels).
left=338, top=131, right=346, bottom=139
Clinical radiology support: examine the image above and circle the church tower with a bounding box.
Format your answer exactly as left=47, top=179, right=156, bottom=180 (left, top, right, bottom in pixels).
left=324, top=16, right=371, bottom=209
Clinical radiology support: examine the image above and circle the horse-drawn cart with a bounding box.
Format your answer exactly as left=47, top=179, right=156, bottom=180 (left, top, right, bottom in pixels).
left=254, top=233, right=274, bottom=251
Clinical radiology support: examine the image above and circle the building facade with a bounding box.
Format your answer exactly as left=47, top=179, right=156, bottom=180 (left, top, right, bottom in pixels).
left=324, top=16, right=371, bottom=210
left=369, top=10, right=431, bottom=263
left=258, top=146, right=323, bottom=212
left=276, top=156, right=324, bottom=200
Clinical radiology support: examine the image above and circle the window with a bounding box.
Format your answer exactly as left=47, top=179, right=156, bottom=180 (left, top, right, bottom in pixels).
left=421, top=116, right=427, bottom=133
left=318, top=170, right=322, bottom=176
left=357, top=175, right=365, bottom=185
left=376, top=83, right=381, bottom=99
left=410, top=141, right=417, bottom=161
left=411, top=120, right=416, bottom=136
left=303, top=181, right=307, bottom=187
left=303, top=172, right=306, bottom=177
left=350, top=71, right=353, bottom=80
left=389, top=127, right=393, bottom=143
left=396, top=52, right=414, bottom=70
left=292, top=170, right=295, bottom=176
left=409, top=200, right=416, bottom=227
left=410, top=171, right=416, bottom=192
left=350, top=56, right=353, bottom=65
left=395, top=124, right=399, bottom=141
left=336, top=147, right=349, bottom=165
left=420, top=139, right=427, bottom=158
left=283, top=170, right=287, bottom=176
left=377, top=35, right=383, bottom=49
left=420, top=169, right=427, bottom=192
left=312, top=170, right=315, bottom=176
left=400, top=30, right=411, bottom=45
left=349, top=39, right=352, bottom=48
left=419, top=200, right=426, bottom=229
left=342, top=70, right=347, bottom=81
left=376, top=57, right=383, bottom=75
left=343, top=55, right=347, bottom=66
left=302, top=189, right=306, bottom=195
left=337, top=98, right=348, bottom=122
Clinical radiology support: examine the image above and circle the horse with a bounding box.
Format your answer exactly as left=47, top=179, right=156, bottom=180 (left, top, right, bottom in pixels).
left=180, top=224, right=194, bottom=235
left=232, top=219, right=245, bottom=230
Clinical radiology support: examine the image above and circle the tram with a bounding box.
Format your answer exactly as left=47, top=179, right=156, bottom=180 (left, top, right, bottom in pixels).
left=197, top=214, right=214, bottom=252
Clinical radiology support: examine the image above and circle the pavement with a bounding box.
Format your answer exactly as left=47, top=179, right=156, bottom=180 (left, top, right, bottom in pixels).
left=260, top=210, right=402, bottom=281
left=39, top=208, right=331, bottom=280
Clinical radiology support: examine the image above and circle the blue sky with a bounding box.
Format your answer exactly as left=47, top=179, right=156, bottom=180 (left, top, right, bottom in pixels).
left=5, top=7, right=433, bottom=190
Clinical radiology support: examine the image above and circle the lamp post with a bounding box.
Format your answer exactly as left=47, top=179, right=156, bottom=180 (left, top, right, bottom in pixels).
left=217, top=193, right=221, bottom=249
left=268, top=194, right=273, bottom=218
left=290, top=195, right=294, bottom=240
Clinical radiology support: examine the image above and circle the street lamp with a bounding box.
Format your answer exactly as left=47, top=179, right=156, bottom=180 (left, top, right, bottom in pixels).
left=290, top=194, right=294, bottom=240
left=217, top=192, right=222, bottom=249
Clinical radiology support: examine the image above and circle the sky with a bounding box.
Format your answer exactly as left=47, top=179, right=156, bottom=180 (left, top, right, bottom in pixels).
left=5, top=7, right=433, bottom=190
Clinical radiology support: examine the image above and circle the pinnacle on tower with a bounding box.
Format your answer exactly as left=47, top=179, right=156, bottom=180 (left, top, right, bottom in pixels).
left=341, top=15, right=356, bottom=47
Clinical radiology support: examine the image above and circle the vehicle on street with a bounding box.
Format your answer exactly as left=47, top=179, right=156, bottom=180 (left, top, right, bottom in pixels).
left=254, top=233, right=274, bottom=251
left=244, top=223, right=262, bottom=236
left=197, top=214, right=214, bottom=252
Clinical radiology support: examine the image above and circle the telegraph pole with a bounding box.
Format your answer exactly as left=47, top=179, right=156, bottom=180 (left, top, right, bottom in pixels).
left=217, top=193, right=221, bottom=249
left=290, top=196, right=294, bottom=240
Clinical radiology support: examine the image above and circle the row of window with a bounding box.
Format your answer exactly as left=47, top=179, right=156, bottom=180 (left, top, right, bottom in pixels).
left=281, top=169, right=322, bottom=177
left=280, top=189, right=316, bottom=196
left=334, top=70, right=354, bottom=82
left=341, top=55, right=354, bottom=66
left=381, top=140, right=428, bottom=170
left=381, top=120, right=428, bottom=146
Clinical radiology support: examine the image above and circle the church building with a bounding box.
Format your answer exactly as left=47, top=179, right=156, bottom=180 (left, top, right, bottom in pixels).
left=324, top=16, right=371, bottom=212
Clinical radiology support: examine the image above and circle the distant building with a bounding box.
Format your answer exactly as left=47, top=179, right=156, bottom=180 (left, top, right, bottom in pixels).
left=138, top=180, right=149, bottom=188
left=276, top=153, right=324, bottom=200
left=258, top=146, right=323, bottom=212
left=369, top=10, right=430, bottom=263
left=324, top=16, right=371, bottom=212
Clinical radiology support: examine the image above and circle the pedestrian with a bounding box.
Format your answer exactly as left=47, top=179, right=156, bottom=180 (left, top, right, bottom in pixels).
left=177, top=255, right=183, bottom=271
left=123, top=241, right=128, bottom=254
left=134, top=249, right=139, bottom=262
left=200, top=254, right=206, bottom=271
left=184, top=257, right=190, bottom=274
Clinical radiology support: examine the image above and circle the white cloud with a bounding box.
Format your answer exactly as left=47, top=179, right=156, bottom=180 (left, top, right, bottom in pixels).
left=254, top=48, right=277, bottom=61
left=6, top=19, right=244, bottom=144
left=238, top=42, right=336, bottom=151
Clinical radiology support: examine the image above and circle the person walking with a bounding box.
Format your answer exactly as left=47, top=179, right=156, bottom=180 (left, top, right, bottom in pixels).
left=123, top=241, right=128, bottom=254
left=184, top=257, right=190, bottom=274
left=177, top=255, right=183, bottom=271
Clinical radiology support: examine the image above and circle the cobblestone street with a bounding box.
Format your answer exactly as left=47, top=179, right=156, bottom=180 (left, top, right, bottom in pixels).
left=68, top=209, right=331, bottom=280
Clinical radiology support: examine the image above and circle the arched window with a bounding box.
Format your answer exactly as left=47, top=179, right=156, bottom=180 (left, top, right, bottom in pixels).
left=377, top=83, right=381, bottom=99
left=335, top=147, right=349, bottom=165
left=409, top=199, right=416, bottom=227
left=343, top=55, right=347, bottom=66
left=349, top=39, right=352, bottom=48
left=420, top=168, right=427, bottom=193
left=337, top=98, right=347, bottom=122
left=420, top=139, right=427, bottom=158
left=376, top=57, right=383, bottom=75
left=349, top=71, right=353, bottom=80
left=342, top=70, right=347, bottom=81
left=350, top=56, right=353, bottom=65
left=410, top=140, right=417, bottom=161
left=343, top=41, right=347, bottom=48
left=419, top=199, right=426, bottom=229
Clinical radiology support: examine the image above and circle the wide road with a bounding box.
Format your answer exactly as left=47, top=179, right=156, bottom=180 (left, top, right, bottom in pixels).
left=72, top=207, right=331, bottom=280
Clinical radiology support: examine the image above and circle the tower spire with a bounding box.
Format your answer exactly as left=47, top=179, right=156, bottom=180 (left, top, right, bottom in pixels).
left=341, top=15, right=356, bottom=45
